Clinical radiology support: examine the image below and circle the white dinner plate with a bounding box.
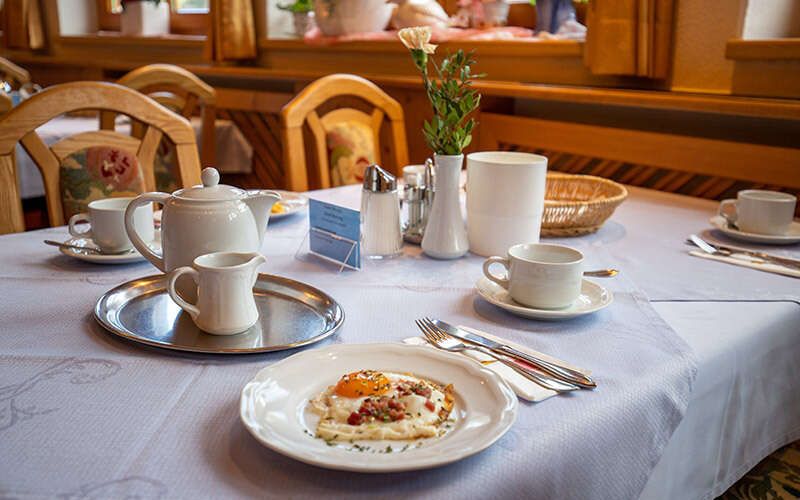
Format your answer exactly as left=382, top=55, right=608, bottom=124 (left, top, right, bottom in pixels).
left=56, top=232, right=161, bottom=265
left=240, top=343, right=518, bottom=473
left=270, top=191, right=309, bottom=220
left=709, top=215, right=800, bottom=245
left=476, top=277, right=613, bottom=321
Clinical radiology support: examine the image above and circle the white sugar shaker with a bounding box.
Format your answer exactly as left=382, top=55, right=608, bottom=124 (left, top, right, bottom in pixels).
left=361, top=164, right=403, bottom=259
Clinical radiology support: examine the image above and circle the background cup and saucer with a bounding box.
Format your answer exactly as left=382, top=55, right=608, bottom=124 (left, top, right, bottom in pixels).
left=477, top=243, right=613, bottom=321
left=63, top=197, right=160, bottom=264
left=710, top=190, right=800, bottom=245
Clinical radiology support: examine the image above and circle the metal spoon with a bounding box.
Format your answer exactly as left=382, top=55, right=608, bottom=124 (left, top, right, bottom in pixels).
left=44, top=240, right=134, bottom=255
left=583, top=269, right=619, bottom=278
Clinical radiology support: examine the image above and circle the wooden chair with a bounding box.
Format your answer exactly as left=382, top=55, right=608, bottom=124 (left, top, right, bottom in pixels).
left=281, top=74, right=408, bottom=191
left=102, top=64, right=217, bottom=168
left=0, top=93, right=11, bottom=115
left=0, top=57, right=31, bottom=89
left=0, top=81, right=201, bottom=233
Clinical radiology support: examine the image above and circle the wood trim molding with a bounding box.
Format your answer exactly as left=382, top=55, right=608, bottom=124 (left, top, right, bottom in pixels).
left=726, top=38, right=800, bottom=60
left=184, top=65, right=800, bottom=121
left=478, top=113, right=800, bottom=189
left=258, top=38, right=584, bottom=58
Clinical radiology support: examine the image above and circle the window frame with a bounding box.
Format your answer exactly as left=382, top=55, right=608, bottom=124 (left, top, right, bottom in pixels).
left=95, top=0, right=208, bottom=36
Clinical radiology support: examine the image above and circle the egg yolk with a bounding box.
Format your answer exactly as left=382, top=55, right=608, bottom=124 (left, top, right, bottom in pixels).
left=334, top=371, right=391, bottom=398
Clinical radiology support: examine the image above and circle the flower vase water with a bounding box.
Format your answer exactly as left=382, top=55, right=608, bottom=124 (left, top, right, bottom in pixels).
left=421, top=154, right=468, bottom=259
left=399, top=27, right=482, bottom=260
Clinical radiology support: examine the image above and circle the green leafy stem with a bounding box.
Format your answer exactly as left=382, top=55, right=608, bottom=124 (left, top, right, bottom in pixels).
left=411, top=49, right=483, bottom=156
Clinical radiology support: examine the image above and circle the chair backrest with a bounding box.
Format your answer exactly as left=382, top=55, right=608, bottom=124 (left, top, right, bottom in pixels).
left=0, top=92, right=20, bottom=234
left=0, top=81, right=202, bottom=231
left=0, top=57, right=31, bottom=89
left=103, top=64, right=217, bottom=167
left=0, top=93, right=11, bottom=115
left=280, top=74, right=409, bottom=191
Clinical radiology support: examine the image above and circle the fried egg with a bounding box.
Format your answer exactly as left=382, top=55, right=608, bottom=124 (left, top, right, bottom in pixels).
left=309, top=370, right=455, bottom=441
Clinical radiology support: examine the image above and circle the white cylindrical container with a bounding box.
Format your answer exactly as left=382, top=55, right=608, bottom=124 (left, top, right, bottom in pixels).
left=466, top=151, right=548, bottom=257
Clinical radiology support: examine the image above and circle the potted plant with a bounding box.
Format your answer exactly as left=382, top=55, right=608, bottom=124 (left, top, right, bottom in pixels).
left=278, top=0, right=316, bottom=37
left=120, top=0, right=170, bottom=37
left=399, top=26, right=482, bottom=259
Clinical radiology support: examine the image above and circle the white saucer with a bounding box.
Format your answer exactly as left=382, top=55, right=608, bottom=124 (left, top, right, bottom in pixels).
left=270, top=191, right=309, bottom=220
left=475, top=277, right=613, bottom=321
left=710, top=215, right=800, bottom=245
left=57, top=232, right=160, bottom=265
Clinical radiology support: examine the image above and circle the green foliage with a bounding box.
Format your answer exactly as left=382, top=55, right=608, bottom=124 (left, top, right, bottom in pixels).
left=413, top=49, right=483, bottom=155
left=278, top=0, right=313, bottom=14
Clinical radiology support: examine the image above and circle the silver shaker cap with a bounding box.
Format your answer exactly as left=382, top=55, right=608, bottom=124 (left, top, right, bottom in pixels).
left=362, top=164, right=397, bottom=192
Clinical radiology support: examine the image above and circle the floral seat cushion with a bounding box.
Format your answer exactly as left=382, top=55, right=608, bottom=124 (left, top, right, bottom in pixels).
left=59, top=146, right=146, bottom=220
left=326, top=121, right=376, bottom=187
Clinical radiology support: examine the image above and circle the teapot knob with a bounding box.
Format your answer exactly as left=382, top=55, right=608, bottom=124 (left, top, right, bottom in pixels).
left=201, top=167, right=220, bottom=187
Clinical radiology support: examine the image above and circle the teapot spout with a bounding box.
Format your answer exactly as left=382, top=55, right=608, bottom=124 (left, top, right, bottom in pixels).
left=244, top=190, right=282, bottom=244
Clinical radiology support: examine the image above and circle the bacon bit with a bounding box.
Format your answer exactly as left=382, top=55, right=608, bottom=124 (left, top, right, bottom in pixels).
left=349, top=396, right=407, bottom=425
left=424, top=400, right=436, bottom=412
left=396, top=380, right=433, bottom=399
left=348, top=412, right=363, bottom=425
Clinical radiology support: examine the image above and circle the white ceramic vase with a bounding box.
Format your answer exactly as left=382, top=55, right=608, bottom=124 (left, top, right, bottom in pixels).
left=421, top=153, right=469, bottom=259
left=314, top=0, right=395, bottom=36
left=120, top=1, right=169, bottom=37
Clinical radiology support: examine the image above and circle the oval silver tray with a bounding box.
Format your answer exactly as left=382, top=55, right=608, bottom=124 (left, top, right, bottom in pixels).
left=94, top=274, right=344, bottom=354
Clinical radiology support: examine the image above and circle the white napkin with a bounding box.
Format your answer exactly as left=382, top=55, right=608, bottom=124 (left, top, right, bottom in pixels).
left=689, top=250, right=800, bottom=279
left=404, top=325, right=591, bottom=402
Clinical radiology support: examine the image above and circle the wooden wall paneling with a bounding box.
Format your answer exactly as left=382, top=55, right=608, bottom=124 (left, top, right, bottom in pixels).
left=242, top=110, right=284, bottom=186
left=480, top=113, right=800, bottom=189
left=481, top=113, right=800, bottom=213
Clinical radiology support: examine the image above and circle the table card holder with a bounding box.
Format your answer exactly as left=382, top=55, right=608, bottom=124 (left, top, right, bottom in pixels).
left=295, top=199, right=361, bottom=273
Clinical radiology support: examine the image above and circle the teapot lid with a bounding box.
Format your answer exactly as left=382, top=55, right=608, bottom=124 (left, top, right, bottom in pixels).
left=175, top=168, right=245, bottom=201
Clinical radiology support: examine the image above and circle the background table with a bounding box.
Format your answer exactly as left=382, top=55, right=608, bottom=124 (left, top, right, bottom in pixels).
left=15, top=116, right=253, bottom=200
left=0, top=185, right=798, bottom=500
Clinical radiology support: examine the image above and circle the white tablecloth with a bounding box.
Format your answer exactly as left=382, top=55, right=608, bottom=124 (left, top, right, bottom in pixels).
left=1, top=185, right=799, bottom=500
left=15, top=116, right=253, bottom=199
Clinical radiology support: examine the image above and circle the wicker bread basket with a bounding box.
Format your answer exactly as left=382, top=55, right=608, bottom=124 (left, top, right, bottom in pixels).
left=541, top=173, right=628, bottom=237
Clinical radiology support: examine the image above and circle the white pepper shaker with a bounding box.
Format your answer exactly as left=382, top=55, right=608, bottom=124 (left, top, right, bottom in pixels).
left=361, top=164, right=403, bottom=259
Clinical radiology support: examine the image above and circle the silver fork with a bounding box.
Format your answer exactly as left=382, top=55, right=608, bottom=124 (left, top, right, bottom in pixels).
left=415, top=319, right=580, bottom=393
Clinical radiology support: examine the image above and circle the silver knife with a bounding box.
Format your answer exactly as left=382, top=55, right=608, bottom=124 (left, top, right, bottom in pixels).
left=430, top=318, right=596, bottom=389
left=689, top=235, right=800, bottom=270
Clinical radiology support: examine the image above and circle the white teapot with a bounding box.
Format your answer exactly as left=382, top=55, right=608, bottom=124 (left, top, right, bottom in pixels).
left=125, top=167, right=281, bottom=275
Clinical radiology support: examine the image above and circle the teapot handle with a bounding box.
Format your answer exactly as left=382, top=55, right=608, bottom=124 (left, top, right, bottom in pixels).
left=125, top=192, right=170, bottom=271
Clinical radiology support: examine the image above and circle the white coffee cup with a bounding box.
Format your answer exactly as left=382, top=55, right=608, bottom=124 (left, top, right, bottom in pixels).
left=483, top=243, right=584, bottom=309
left=466, top=151, right=548, bottom=257
left=719, top=190, right=796, bottom=235
left=68, top=197, right=154, bottom=252
left=167, top=251, right=266, bottom=335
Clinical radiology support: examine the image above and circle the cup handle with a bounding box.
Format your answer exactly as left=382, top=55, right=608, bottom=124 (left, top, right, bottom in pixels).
left=67, top=213, right=92, bottom=239
left=167, top=266, right=200, bottom=319
left=719, top=199, right=738, bottom=225
left=483, top=256, right=510, bottom=289
left=125, top=192, right=170, bottom=271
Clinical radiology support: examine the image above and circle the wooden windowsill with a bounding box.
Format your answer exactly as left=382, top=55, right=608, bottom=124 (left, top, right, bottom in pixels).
left=726, top=38, right=800, bottom=60
left=258, top=38, right=584, bottom=58
left=59, top=32, right=206, bottom=48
